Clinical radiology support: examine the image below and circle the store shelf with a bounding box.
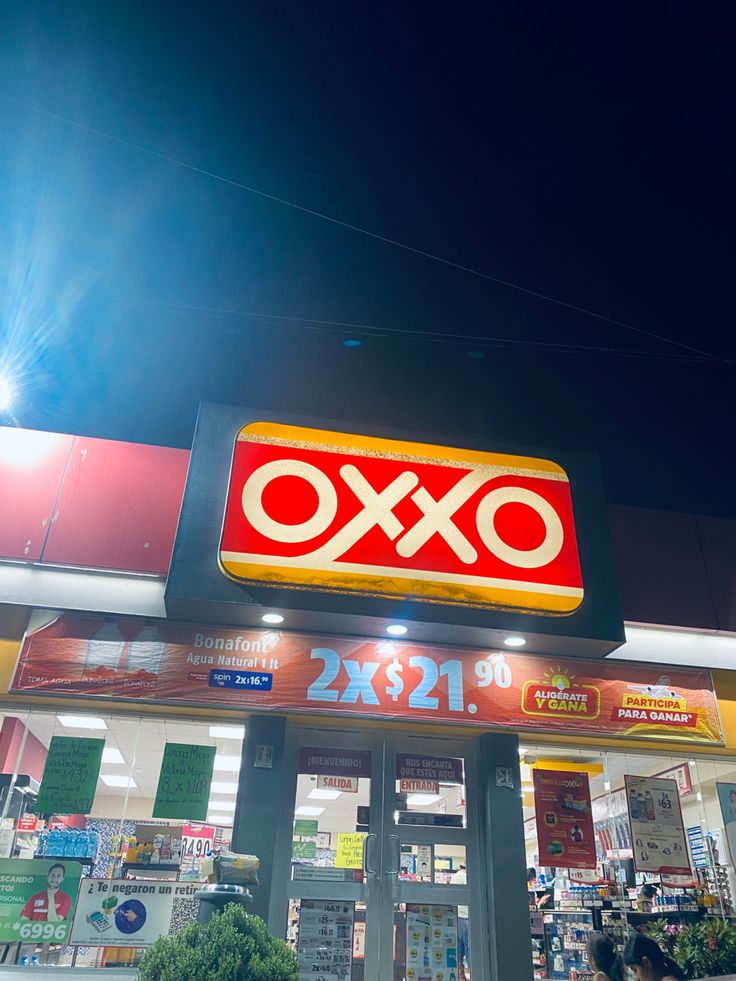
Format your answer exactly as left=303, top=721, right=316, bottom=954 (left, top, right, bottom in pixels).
left=123, top=861, right=180, bottom=872
left=35, top=854, right=96, bottom=864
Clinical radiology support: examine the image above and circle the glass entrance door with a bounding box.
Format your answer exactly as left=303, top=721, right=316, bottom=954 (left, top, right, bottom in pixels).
left=274, top=727, right=487, bottom=981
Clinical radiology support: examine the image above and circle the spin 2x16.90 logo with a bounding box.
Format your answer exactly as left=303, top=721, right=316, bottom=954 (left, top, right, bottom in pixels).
left=219, top=423, right=584, bottom=614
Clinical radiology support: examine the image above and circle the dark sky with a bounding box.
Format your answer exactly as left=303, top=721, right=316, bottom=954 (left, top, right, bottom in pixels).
left=0, top=4, right=734, bottom=516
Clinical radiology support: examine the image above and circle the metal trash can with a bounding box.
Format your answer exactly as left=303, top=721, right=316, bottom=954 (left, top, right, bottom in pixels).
left=195, top=882, right=253, bottom=924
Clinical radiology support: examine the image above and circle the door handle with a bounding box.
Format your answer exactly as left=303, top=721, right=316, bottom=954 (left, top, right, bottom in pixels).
left=363, top=833, right=378, bottom=877
left=384, top=834, right=401, bottom=876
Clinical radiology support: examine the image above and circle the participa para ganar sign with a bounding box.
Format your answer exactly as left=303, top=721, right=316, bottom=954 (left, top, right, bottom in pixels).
left=0, top=858, right=82, bottom=944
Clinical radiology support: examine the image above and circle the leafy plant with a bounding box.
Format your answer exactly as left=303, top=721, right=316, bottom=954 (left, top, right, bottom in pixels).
left=137, top=904, right=298, bottom=981
left=645, top=918, right=736, bottom=980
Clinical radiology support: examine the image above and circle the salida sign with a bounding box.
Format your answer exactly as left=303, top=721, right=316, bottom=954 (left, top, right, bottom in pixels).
left=219, top=422, right=584, bottom=616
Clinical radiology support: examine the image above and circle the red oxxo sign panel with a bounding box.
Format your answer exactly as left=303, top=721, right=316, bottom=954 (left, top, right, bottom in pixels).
left=12, top=616, right=723, bottom=744
left=219, top=422, right=584, bottom=615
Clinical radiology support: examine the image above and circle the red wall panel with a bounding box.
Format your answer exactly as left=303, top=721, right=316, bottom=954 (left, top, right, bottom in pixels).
left=0, top=428, right=73, bottom=561
left=42, top=437, right=189, bottom=575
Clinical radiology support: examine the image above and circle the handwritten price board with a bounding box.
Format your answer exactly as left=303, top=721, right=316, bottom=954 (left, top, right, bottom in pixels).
left=153, top=744, right=216, bottom=822
left=37, top=737, right=104, bottom=815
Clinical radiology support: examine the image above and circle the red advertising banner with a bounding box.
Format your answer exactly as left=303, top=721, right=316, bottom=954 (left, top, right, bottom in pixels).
left=11, top=616, right=723, bottom=744
left=534, top=769, right=596, bottom=869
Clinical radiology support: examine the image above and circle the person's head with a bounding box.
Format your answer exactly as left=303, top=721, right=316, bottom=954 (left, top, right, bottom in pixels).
left=587, top=933, right=625, bottom=981
left=730, top=790, right=736, bottom=802
left=640, top=883, right=658, bottom=900
left=526, top=867, right=537, bottom=883
left=624, top=934, right=685, bottom=981
left=46, top=864, right=65, bottom=890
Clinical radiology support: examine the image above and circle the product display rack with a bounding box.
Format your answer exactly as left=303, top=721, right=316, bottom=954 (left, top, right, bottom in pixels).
left=543, top=909, right=594, bottom=980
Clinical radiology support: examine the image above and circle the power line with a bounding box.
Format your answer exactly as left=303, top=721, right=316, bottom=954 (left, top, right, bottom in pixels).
left=0, top=93, right=714, bottom=360
left=1, top=283, right=730, bottom=365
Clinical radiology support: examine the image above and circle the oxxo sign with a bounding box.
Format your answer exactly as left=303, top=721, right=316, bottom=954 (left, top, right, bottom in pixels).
left=220, top=423, right=584, bottom=614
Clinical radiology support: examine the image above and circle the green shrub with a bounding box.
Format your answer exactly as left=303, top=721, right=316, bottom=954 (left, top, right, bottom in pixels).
left=645, top=917, right=736, bottom=980
left=137, top=904, right=298, bottom=981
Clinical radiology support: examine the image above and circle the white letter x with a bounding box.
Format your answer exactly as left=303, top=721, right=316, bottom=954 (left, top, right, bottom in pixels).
left=396, top=471, right=485, bottom=563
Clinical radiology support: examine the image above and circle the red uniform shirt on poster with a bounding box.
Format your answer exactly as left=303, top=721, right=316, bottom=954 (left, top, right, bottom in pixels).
left=20, top=889, right=73, bottom=921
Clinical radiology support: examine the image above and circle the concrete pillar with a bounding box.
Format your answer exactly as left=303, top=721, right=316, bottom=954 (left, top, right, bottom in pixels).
left=231, top=715, right=287, bottom=920
left=479, top=732, right=533, bottom=981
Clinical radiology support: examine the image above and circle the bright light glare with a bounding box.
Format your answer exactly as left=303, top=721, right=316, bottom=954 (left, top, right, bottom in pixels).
left=262, top=613, right=284, bottom=624
left=407, top=794, right=442, bottom=806
left=100, top=774, right=137, bottom=788
left=0, top=376, right=12, bottom=411
left=209, top=726, right=245, bottom=740
left=308, top=789, right=342, bottom=800
left=295, top=806, right=325, bottom=816
left=213, top=755, right=241, bottom=772
left=102, top=747, right=125, bottom=765
left=504, top=636, right=526, bottom=647
left=210, top=781, right=239, bottom=795
left=386, top=624, right=408, bottom=636
left=207, top=800, right=236, bottom=811
left=208, top=813, right=234, bottom=826
left=58, top=715, right=108, bottom=730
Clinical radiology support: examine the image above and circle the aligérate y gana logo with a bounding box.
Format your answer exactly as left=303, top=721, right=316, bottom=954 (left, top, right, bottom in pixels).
left=522, top=668, right=699, bottom=731
left=521, top=665, right=601, bottom=721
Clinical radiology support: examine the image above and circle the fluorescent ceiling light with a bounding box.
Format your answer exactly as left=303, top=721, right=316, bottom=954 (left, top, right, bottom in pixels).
left=101, top=747, right=125, bottom=765
left=214, top=755, right=241, bottom=772
left=504, top=636, right=526, bottom=647
left=308, top=789, right=342, bottom=801
left=100, top=774, right=137, bottom=788
left=407, top=794, right=442, bottom=806
left=210, top=781, right=239, bottom=795
left=295, top=806, right=325, bottom=817
left=261, top=613, right=284, bottom=624
left=209, top=726, right=245, bottom=740
left=208, top=814, right=234, bottom=826
left=57, top=715, right=108, bottom=730
left=208, top=800, right=236, bottom=811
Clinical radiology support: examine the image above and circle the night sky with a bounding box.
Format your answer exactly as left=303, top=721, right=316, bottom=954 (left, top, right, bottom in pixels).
left=0, top=4, right=734, bottom=516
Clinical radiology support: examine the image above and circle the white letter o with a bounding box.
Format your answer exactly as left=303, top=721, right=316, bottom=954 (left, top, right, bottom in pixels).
left=242, top=460, right=338, bottom=543
left=476, top=486, right=564, bottom=568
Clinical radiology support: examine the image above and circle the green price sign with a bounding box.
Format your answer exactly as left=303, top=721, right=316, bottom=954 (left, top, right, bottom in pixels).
left=37, top=736, right=104, bottom=815
left=153, top=743, right=216, bottom=822
left=293, top=819, right=319, bottom=837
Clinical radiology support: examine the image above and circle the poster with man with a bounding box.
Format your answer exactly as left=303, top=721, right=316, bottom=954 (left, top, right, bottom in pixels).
left=0, top=858, right=82, bottom=943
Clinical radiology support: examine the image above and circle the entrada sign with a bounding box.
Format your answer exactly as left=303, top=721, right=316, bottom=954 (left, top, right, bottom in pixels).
left=220, top=422, right=584, bottom=615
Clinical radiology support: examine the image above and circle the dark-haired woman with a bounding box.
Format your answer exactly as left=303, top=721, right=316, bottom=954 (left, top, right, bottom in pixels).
left=587, top=932, right=625, bottom=981
left=623, top=934, right=685, bottom=981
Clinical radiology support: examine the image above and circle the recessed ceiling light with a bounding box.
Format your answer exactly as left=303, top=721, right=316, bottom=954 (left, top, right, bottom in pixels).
left=503, top=636, right=526, bottom=648
left=261, top=613, right=284, bottom=624
left=308, top=789, right=342, bottom=801
left=208, top=800, right=237, bottom=811
left=210, top=781, right=239, bottom=795
left=207, top=814, right=234, bottom=826
left=57, top=716, right=108, bottom=730
left=386, top=624, right=408, bottom=636
left=100, top=774, right=136, bottom=788
left=101, top=747, right=125, bottom=765
left=209, top=726, right=245, bottom=740
left=214, top=755, right=241, bottom=772
left=295, top=806, right=325, bottom=817
left=342, top=338, right=362, bottom=348
left=407, top=794, right=442, bottom=806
